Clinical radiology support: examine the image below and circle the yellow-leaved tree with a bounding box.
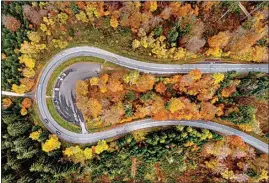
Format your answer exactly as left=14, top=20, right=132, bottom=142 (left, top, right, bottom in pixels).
left=42, top=134, right=61, bottom=153
left=63, top=146, right=93, bottom=164
left=132, top=39, right=141, bottom=49
left=63, top=146, right=84, bottom=163
left=168, top=98, right=184, bottom=113
left=20, top=41, right=46, bottom=55
left=84, top=148, right=93, bottom=159
left=88, top=98, right=102, bottom=118
left=12, top=84, right=28, bottom=94
left=27, top=31, right=41, bottom=43
left=206, top=31, right=230, bottom=58
left=19, top=54, right=35, bottom=69
left=76, top=11, right=88, bottom=23
left=20, top=107, right=28, bottom=116
left=76, top=80, right=89, bottom=96
left=57, top=12, right=69, bottom=24
left=110, top=18, right=119, bottom=28
left=94, top=140, right=109, bottom=154
left=29, top=129, right=42, bottom=141
left=212, top=73, right=225, bottom=85
left=52, top=39, right=68, bottom=49
left=189, top=69, right=202, bottom=81
left=230, top=46, right=268, bottom=63
left=144, top=1, right=158, bottom=12
left=22, top=68, right=36, bottom=78
left=2, top=98, right=12, bottom=109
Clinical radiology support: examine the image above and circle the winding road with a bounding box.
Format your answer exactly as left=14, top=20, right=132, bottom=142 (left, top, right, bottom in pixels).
left=21, top=46, right=269, bottom=153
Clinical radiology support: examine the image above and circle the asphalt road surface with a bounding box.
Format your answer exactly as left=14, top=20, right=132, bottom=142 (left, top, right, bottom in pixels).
left=53, top=63, right=101, bottom=134
left=35, top=46, right=268, bottom=153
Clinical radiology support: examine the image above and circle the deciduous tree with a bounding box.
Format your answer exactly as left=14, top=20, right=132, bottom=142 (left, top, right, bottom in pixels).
left=200, top=102, right=217, bottom=120
left=2, top=98, right=13, bottom=109
left=94, top=140, right=108, bottom=154
left=2, top=15, right=21, bottom=32
left=88, top=98, right=102, bottom=118
left=42, top=134, right=61, bottom=153
left=21, top=98, right=32, bottom=109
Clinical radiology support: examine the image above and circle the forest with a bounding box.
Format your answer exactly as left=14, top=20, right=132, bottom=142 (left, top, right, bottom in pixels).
left=76, top=69, right=269, bottom=140
left=2, top=98, right=269, bottom=182
left=1, top=1, right=269, bottom=182
left=1, top=1, right=268, bottom=93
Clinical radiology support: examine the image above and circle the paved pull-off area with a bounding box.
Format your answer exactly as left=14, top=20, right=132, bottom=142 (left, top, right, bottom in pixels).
left=53, top=63, right=101, bottom=134
left=5, top=46, right=268, bottom=152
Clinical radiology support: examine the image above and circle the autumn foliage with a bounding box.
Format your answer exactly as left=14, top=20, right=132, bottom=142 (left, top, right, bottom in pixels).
left=21, top=98, right=32, bottom=109
left=5, top=1, right=268, bottom=94
left=2, top=15, right=21, bottom=32
left=2, top=98, right=13, bottom=109
left=42, top=134, right=61, bottom=153
left=202, top=136, right=268, bottom=182
left=62, top=140, right=108, bottom=164
left=76, top=70, right=266, bottom=135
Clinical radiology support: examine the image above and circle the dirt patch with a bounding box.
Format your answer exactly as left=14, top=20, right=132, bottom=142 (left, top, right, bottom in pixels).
left=131, top=157, right=137, bottom=178
left=154, top=163, right=164, bottom=182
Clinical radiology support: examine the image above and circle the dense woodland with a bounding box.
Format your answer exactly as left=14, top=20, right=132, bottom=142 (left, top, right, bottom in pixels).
left=1, top=98, right=81, bottom=182
left=1, top=1, right=268, bottom=93
left=76, top=70, right=269, bottom=140
left=1, top=1, right=269, bottom=182
left=2, top=98, right=269, bottom=182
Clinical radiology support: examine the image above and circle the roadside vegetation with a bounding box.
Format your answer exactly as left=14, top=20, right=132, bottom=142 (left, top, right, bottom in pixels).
left=1, top=2, right=269, bottom=182
left=2, top=98, right=268, bottom=182
left=76, top=69, right=269, bottom=141
left=1, top=1, right=268, bottom=93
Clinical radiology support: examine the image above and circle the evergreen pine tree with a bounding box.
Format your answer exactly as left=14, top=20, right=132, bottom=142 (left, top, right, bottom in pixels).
left=1, top=174, right=15, bottom=183
left=17, top=175, right=33, bottom=183
left=7, top=122, right=30, bottom=137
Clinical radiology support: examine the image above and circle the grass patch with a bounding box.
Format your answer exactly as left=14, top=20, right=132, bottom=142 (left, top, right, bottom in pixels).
left=46, top=98, right=81, bottom=133
left=31, top=102, right=46, bottom=130
left=86, top=124, right=113, bottom=133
